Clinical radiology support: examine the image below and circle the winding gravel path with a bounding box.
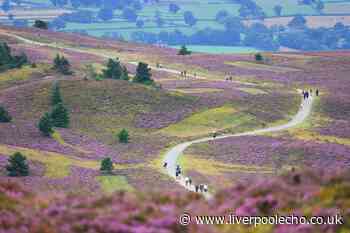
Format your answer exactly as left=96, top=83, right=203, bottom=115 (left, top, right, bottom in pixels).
left=163, top=94, right=314, bottom=198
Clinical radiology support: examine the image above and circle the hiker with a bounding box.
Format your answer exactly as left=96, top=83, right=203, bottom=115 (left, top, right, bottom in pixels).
left=195, top=185, right=199, bottom=192
left=185, top=177, right=189, bottom=186
left=203, top=185, right=208, bottom=193
left=163, top=162, right=168, bottom=168
left=316, top=89, right=319, bottom=96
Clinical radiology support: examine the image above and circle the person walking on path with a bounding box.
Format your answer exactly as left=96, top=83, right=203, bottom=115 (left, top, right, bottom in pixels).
left=195, top=185, right=199, bottom=192
left=316, top=89, right=319, bottom=96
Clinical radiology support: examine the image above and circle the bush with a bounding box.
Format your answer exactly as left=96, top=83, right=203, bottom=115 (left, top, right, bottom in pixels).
left=100, top=157, right=114, bottom=174
left=133, top=62, right=153, bottom=85
left=6, top=152, right=29, bottom=177
left=53, top=54, right=72, bottom=75
left=0, top=106, right=12, bottom=123
left=50, top=103, right=70, bottom=128
left=117, top=129, right=129, bottom=143
left=178, top=45, right=191, bottom=55
left=38, top=112, right=54, bottom=136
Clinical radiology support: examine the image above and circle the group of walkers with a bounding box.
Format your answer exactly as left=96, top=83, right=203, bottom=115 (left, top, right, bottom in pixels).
left=302, top=88, right=319, bottom=100
left=163, top=163, right=209, bottom=193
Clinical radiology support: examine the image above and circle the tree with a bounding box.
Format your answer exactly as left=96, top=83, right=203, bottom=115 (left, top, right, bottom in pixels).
left=51, top=82, right=63, bottom=106
left=136, top=19, right=144, bottom=28
left=50, top=103, right=70, bottom=128
left=0, top=106, right=12, bottom=123
left=38, top=112, right=53, bottom=136
left=122, top=8, right=138, bottom=22
left=117, top=129, right=129, bottom=143
left=184, top=11, right=197, bottom=27
left=6, top=152, right=29, bottom=177
left=100, top=157, right=114, bottom=174
left=33, top=20, right=48, bottom=30
left=133, top=62, right=153, bottom=85
left=0, top=42, right=28, bottom=71
left=288, top=15, right=307, bottom=29
left=274, top=5, right=282, bottom=16
left=102, top=58, right=128, bottom=80
left=1, top=0, right=11, bottom=12
left=178, top=45, right=191, bottom=55
left=98, top=8, right=114, bottom=21
left=169, top=3, right=180, bottom=14
left=215, top=10, right=229, bottom=24
left=50, top=17, right=66, bottom=30
left=255, top=53, right=263, bottom=62
left=53, top=54, right=72, bottom=75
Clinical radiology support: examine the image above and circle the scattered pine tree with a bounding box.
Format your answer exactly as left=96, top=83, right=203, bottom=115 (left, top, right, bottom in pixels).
left=50, top=103, right=70, bottom=128
left=178, top=45, right=192, bottom=55
left=38, top=112, right=54, bottom=136
left=53, top=54, right=72, bottom=75
left=100, top=157, right=114, bottom=174
left=0, top=106, right=12, bottom=123
left=133, top=62, right=154, bottom=85
left=33, top=20, right=48, bottom=30
left=6, top=152, right=29, bottom=177
left=117, top=129, right=129, bottom=143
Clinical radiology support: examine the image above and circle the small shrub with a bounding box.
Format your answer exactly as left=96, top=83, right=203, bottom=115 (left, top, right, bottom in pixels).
left=117, top=129, right=129, bottom=143
left=0, top=106, right=12, bottom=123
left=100, top=157, right=114, bottom=174
left=6, top=152, right=29, bottom=177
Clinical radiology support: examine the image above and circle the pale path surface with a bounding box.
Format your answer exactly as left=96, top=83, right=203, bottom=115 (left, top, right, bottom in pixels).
left=164, top=94, right=314, bottom=198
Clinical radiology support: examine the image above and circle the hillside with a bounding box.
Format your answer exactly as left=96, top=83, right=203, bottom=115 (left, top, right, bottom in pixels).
left=0, top=26, right=349, bottom=232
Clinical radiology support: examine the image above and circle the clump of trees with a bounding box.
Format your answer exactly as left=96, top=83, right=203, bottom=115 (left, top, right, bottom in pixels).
left=178, top=45, right=191, bottom=55
left=53, top=54, right=72, bottom=75
left=0, top=42, right=28, bottom=72
left=100, top=157, right=114, bottom=174
left=133, top=62, right=153, bottom=85
left=0, top=106, right=12, bottom=123
left=117, top=129, right=129, bottom=143
left=6, top=152, right=29, bottom=177
left=102, top=58, right=129, bottom=80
